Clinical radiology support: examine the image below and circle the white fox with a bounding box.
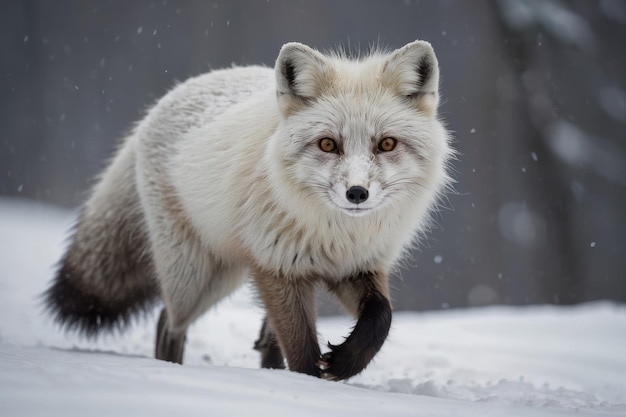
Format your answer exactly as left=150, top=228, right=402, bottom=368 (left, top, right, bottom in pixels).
left=44, top=40, right=452, bottom=380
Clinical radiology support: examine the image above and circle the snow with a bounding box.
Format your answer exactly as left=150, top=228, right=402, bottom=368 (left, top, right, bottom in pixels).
left=1, top=197, right=625, bottom=417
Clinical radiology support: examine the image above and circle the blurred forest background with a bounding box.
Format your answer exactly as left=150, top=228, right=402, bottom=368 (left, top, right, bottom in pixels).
left=1, top=0, right=625, bottom=311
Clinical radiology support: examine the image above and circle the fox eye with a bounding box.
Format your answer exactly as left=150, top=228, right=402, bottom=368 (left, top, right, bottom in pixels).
left=378, top=137, right=397, bottom=152
left=319, top=138, right=338, bottom=153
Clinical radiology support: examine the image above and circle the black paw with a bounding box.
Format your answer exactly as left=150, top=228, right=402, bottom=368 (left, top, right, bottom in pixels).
left=319, top=341, right=370, bottom=381
left=319, top=288, right=392, bottom=381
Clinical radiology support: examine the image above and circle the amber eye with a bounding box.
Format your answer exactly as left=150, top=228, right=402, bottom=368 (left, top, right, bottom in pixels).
left=378, top=137, right=397, bottom=152
left=319, top=138, right=338, bottom=153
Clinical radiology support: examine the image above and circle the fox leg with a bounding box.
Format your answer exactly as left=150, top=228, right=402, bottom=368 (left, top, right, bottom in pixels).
left=155, top=307, right=186, bottom=363
left=322, top=272, right=392, bottom=381
left=253, top=316, right=285, bottom=369
left=153, top=248, right=210, bottom=364
left=253, top=270, right=320, bottom=377
left=152, top=234, right=247, bottom=364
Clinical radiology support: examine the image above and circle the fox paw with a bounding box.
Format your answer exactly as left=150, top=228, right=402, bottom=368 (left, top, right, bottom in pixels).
left=318, top=341, right=368, bottom=381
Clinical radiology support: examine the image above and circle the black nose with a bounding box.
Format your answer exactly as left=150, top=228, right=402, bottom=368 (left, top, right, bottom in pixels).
left=346, top=186, right=369, bottom=204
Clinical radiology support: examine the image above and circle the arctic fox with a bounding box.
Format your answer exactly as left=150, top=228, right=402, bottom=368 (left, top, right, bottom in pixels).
left=43, top=40, right=452, bottom=380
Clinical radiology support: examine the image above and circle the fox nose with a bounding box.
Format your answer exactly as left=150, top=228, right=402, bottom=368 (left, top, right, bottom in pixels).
left=346, top=186, right=369, bottom=204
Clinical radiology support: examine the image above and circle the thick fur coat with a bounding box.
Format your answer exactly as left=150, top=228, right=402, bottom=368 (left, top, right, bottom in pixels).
left=44, top=40, right=452, bottom=380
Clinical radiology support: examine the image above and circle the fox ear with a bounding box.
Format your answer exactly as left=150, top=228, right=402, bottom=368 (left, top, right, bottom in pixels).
left=275, top=43, right=332, bottom=115
left=382, top=40, right=440, bottom=116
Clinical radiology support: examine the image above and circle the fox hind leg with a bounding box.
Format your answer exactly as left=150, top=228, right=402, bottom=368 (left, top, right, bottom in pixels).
left=254, top=316, right=285, bottom=369
left=152, top=237, right=247, bottom=364
left=155, top=308, right=186, bottom=363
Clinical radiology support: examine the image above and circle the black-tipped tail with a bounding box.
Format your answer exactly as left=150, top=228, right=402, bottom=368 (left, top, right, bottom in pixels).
left=42, top=261, right=158, bottom=338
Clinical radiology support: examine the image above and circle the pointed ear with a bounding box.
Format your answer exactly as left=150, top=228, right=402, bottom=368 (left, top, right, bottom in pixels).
left=275, top=43, right=332, bottom=115
left=381, top=40, right=440, bottom=116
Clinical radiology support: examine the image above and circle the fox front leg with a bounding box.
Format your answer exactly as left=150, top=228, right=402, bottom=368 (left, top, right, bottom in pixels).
left=253, top=270, right=321, bottom=377
left=322, top=272, right=392, bottom=381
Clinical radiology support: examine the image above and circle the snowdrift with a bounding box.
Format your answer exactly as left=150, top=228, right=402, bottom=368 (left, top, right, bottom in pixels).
left=1, top=198, right=625, bottom=416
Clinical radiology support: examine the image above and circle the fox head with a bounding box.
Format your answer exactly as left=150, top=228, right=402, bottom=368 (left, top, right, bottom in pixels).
left=267, top=41, right=451, bottom=222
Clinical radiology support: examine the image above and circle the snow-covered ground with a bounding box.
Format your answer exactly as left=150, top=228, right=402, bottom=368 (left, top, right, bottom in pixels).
left=1, top=197, right=625, bottom=417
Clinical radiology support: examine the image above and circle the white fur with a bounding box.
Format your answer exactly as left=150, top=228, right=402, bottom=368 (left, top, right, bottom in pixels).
left=124, top=41, right=452, bottom=331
